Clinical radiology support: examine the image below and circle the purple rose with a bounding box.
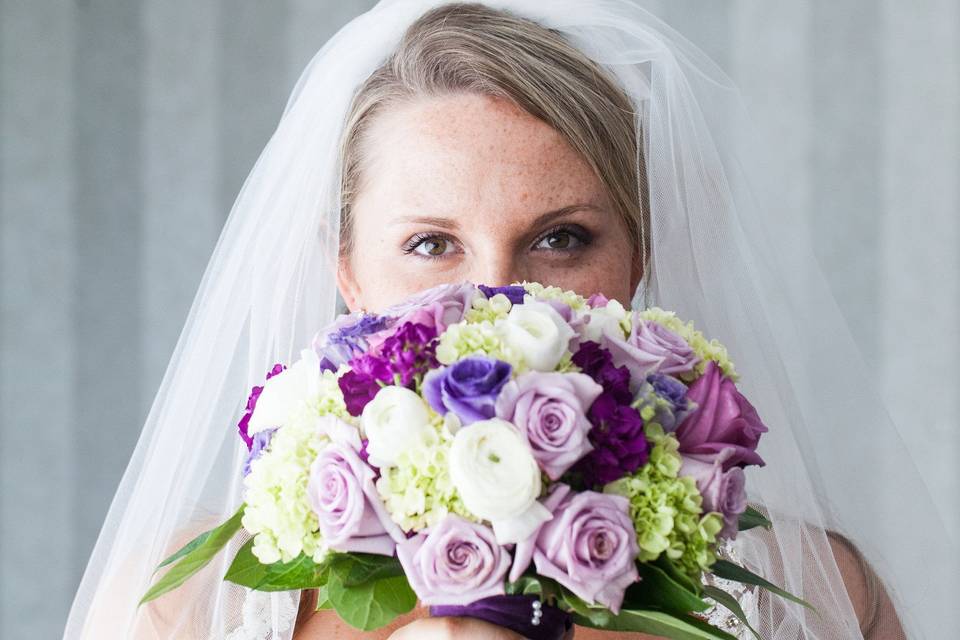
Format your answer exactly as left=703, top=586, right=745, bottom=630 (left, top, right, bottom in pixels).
left=478, top=284, right=527, bottom=305
left=495, top=372, right=602, bottom=480
left=306, top=417, right=403, bottom=555
left=423, top=356, right=512, bottom=425
left=587, top=293, right=610, bottom=308
left=680, top=448, right=747, bottom=539
left=603, top=318, right=700, bottom=389
left=510, top=484, right=639, bottom=614
left=237, top=363, right=286, bottom=449
left=674, top=361, right=767, bottom=469
left=396, top=514, right=512, bottom=606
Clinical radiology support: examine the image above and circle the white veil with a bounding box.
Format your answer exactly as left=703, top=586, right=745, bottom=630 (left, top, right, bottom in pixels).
left=63, top=1, right=951, bottom=638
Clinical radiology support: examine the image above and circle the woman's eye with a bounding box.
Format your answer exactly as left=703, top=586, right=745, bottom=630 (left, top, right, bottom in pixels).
left=408, top=235, right=455, bottom=258
left=534, top=229, right=585, bottom=251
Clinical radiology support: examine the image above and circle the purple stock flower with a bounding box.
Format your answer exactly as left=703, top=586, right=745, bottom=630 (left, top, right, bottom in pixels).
left=237, top=363, right=286, bottom=449
left=510, top=484, right=639, bottom=614
left=423, top=356, right=512, bottom=425
left=338, top=322, right=438, bottom=417
left=478, top=284, right=527, bottom=305
left=572, top=342, right=632, bottom=405
left=674, top=361, right=767, bottom=469
left=243, top=427, right=277, bottom=476
left=397, top=515, right=512, bottom=606
left=574, top=394, right=648, bottom=487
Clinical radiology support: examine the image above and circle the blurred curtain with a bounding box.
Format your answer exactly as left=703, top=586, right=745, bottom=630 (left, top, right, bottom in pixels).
left=1, top=1, right=956, bottom=637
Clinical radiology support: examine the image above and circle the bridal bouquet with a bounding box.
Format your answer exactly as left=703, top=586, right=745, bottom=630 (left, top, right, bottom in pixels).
left=142, top=282, right=809, bottom=639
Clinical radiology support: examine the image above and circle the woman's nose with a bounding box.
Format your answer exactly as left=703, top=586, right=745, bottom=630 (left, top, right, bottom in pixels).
left=468, top=251, right=524, bottom=288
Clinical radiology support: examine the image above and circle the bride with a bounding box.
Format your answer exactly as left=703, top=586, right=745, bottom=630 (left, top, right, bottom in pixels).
left=63, top=1, right=948, bottom=639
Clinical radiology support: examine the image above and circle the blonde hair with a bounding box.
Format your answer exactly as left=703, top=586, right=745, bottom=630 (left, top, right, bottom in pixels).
left=337, top=1, right=648, bottom=271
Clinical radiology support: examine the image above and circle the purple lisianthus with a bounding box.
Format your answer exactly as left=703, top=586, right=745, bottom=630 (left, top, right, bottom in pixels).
left=396, top=515, right=512, bottom=606
left=674, top=361, right=767, bottom=469
left=237, top=363, right=286, bottom=449
left=574, top=394, right=648, bottom=487
left=634, top=373, right=691, bottom=432
left=603, top=318, right=700, bottom=390
left=307, top=417, right=403, bottom=555
left=312, top=313, right=390, bottom=368
left=510, top=484, right=639, bottom=614
left=423, top=356, right=512, bottom=425
left=495, top=372, right=602, bottom=480
left=478, top=284, right=527, bottom=305
left=243, top=427, right=277, bottom=476
left=680, top=448, right=747, bottom=539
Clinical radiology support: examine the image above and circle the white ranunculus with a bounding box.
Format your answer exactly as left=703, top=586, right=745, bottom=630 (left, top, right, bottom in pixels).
left=360, top=386, right=432, bottom=468
left=500, top=300, right=576, bottom=371
left=248, top=348, right=322, bottom=434
left=581, top=299, right=630, bottom=342
left=449, top=418, right=551, bottom=544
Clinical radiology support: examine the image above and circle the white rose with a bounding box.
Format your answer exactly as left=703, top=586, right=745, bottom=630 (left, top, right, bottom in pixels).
left=360, top=386, right=432, bottom=468
left=248, top=349, right=322, bottom=434
left=581, top=299, right=630, bottom=342
left=500, top=300, right=576, bottom=371
left=449, top=418, right=552, bottom=544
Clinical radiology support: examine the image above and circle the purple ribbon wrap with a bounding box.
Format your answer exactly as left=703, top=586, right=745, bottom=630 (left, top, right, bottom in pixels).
left=430, top=595, right=572, bottom=640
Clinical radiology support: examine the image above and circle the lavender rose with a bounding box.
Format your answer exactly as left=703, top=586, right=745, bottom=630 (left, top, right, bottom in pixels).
left=680, top=448, right=747, bottom=538
left=495, top=371, right=602, bottom=480
left=423, top=356, right=513, bottom=425
left=306, top=417, right=404, bottom=555
left=603, top=317, right=700, bottom=389
left=674, top=361, right=768, bottom=469
left=396, top=515, right=512, bottom=606
left=380, top=282, right=476, bottom=334
left=510, top=484, right=639, bottom=614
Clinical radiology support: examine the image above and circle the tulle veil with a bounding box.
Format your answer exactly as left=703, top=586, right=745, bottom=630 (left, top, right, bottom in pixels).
left=63, top=1, right=952, bottom=638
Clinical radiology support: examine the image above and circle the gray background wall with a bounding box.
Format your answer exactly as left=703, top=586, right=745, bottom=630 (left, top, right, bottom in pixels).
left=1, top=1, right=956, bottom=637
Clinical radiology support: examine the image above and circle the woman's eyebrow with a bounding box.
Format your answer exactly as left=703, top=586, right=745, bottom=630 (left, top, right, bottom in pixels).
left=395, top=203, right=603, bottom=230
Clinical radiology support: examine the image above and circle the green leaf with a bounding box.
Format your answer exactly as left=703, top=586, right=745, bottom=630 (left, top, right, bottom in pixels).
left=326, top=557, right=417, bottom=631
left=655, top=555, right=703, bottom=595
left=140, top=506, right=245, bottom=605
left=738, top=506, right=772, bottom=532
left=570, top=608, right=738, bottom=639
left=224, top=539, right=331, bottom=591
left=314, top=584, right=333, bottom=610
left=330, top=553, right=406, bottom=587
left=710, top=559, right=816, bottom=612
left=624, top=563, right=711, bottom=614
left=702, top=585, right=762, bottom=640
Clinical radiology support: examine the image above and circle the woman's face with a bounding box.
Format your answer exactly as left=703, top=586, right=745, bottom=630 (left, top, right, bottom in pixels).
left=337, top=92, right=641, bottom=312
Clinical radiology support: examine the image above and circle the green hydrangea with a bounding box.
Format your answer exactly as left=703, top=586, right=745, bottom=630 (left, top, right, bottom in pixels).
left=435, top=320, right=523, bottom=370
left=522, top=282, right=588, bottom=311
left=463, top=292, right=513, bottom=324
left=376, top=414, right=476, bottom=531
left=637, top=307, right=738, bottom=381
left=241, top=369, right=351, bottom=564
left=604, top=424, right=721, bottom=578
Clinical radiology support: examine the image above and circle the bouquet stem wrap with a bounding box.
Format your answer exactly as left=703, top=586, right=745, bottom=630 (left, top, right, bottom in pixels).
left=431, top=595, right=572, bottom=640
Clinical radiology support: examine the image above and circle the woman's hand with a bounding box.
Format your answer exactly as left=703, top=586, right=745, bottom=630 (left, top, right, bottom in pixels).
left=386, top=616, right=526, bottom=640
